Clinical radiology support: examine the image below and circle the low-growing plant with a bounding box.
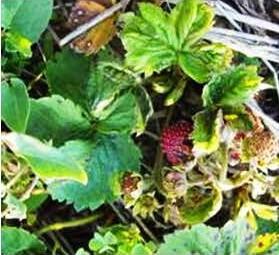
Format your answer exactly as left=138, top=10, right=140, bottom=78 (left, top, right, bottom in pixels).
left=1, top=0, right=278, bottom=254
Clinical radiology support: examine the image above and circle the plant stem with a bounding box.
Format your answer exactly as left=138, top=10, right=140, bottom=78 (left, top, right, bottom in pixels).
left=109, top=202, right=129, bottom=224
left=20, top=175, right=39, bottom=201
left=5, top=166, right=27, bottom=190
left=37, top=213, right=102, bottom=235
left=153, top=106, right=174, bottom=194
left=119, top=199, right=159, bottom=243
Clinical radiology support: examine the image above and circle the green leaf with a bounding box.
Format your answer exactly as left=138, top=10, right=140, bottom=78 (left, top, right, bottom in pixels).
left=4, top=32, right=32, bottom=57
left=1, top=78, right=30, bottom=132
left=192, top=109, right=222, bottom=155
left=178, top=184, right=223, bottom=224
left=169, top=0, right=198, bottom=47
left=133, top=86, right=153, bottom=134
left=87, top=61, right=137, bottom=117
left=2, top=133, right=88, bottom=184
left=256, top=217, right=279, bottom=235
left=96, top=92, right=137, bottom=134
left=164, top=79, right=187, bottom=106
left=156, top=224, right=220, bottom=255
left=218, top=219, right=255, bottom=255
left=3, top=193, right=27, bottom=220
left=202, top=65, right=262, bottom=107
left=48, top=135, right=141, bottom=211
left=86, top=59, right=141, bottom=134
left=2, top=0, right=53, bottom=56
left=1, top=0, right=24, bottom=29
left=24, top=192, right=48, bottom=212
left=1, top=226, right=46, bottom=255
left=75, top=248, right=91, bottom=255
left=45, top=48, right=91, bottom=109
left=4, top=0, right=53, bottom=42
left=26, top=95, right=92, bottom=146
left=121, top=0, right=214, bottom=77
left=185, top=3, right=214, bottom=47
left=132, top=244, right=154, bottom=255
left=179, top=43, right=233, bottom=83
left=157, top=219, right=255, bottom=255
left=223, top=106, right=253, bottom=131
left=121, top=10, right=176, bottom=76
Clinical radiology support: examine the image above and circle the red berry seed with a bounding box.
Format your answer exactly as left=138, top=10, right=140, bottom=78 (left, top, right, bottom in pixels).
left=161, top=121, right=193, bottom=165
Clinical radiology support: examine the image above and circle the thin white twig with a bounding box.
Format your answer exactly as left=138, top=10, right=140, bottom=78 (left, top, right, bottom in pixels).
left=20, top=176, right=40, bottom=201
left=207, top=27, right=279, bottom=45
left=261, top=59, right=279, bottom=99
left=204, top=32, right=279, bottom=63
left=167, top=0, right=279, bottom=34
left=213, top=1, right=279, bottom=33
left=215, top=0, right=242, bottom=31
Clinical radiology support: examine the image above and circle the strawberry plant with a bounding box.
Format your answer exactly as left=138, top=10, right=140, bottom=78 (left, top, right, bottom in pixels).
left=1, top=0, right=279, bottom=254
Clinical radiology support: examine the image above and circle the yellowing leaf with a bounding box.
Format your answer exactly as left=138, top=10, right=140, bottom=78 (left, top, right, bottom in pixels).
left=121, top=0, right=216, bottom=78
left=250, top=202, right=278, bottom=222
left=202, top=65, right=262, bottom=107
left=249, top=233, right=279, bottom=254
left=178, top=184, right=223, bottom=224
left=192, top=109, right=223, bottom=155
left=2, top=133, right=88, bottom=184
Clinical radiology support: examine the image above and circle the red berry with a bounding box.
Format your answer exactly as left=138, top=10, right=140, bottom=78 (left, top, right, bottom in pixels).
left=161, top=121, right=193, bottom=165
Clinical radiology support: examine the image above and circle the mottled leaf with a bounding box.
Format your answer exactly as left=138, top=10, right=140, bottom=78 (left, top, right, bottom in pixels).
left=179, top=43, right=233, bottom=83
left=192, top=109, right=223, bottom=155
left=121, top=0, right=214, bottom=77
left=178, top=184, right=223, bottom=224
left=202, top=65, right=262, bottom=107
left=156, top=224, right=220, bottom=255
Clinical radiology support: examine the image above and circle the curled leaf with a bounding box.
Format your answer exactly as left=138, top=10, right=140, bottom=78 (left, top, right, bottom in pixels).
left=178, top=184, right=223, bottom=224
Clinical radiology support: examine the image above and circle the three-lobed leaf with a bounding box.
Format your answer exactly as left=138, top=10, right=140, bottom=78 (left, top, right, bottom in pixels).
left=45, top=49, right=149, bottom=135
left=121, top=0, right=231, bottom=82
left=1, top=78, right=30, bottom=133
left=2, top=133, right=88, bottom=184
